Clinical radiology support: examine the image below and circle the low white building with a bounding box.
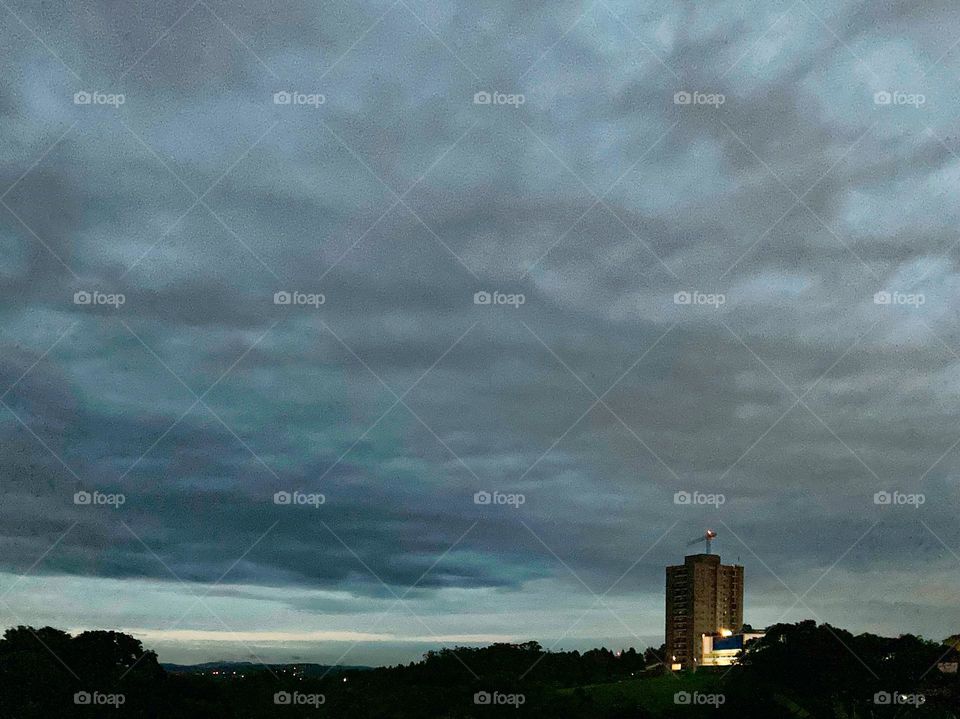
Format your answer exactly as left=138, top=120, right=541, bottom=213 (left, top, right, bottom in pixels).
left=699, top=631, right=765, bottom=667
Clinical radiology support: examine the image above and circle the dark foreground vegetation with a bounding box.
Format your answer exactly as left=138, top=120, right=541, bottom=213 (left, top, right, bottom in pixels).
left=1, top=621, right=958, bottom=717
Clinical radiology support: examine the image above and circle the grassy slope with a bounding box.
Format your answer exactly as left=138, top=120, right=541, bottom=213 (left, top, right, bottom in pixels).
left=556, top=672, right=723, bottom=716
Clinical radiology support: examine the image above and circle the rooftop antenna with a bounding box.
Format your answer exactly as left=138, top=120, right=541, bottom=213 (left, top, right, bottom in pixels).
left=687, top=529, right=717, bottom=554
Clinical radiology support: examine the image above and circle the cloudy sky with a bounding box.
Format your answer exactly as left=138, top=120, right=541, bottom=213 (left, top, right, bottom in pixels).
left=2, top=0, right=960, bottom=667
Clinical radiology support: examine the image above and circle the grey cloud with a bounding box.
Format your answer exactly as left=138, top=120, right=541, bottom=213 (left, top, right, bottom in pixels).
left=2, top=0, right=960, bottom=657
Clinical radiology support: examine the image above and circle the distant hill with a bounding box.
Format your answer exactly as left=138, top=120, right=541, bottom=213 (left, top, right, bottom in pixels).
left=161, top=661, right=372, bottom=677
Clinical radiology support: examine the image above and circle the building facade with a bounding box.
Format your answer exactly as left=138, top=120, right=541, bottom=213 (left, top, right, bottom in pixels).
left=665, top=553, right=743, bottom=669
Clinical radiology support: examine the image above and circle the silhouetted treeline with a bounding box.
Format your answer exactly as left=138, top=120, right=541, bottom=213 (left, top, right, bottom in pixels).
left=0, top=622, right=957, bottom=717
left=723, top=620, right=960, bottom=717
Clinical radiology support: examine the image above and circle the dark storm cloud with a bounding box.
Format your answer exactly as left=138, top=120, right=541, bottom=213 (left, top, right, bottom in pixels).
left=2, top=0, right=960, bottom=646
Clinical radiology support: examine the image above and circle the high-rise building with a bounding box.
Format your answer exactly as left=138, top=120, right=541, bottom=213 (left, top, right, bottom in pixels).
left=665, top=553, right=743, bottom=670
